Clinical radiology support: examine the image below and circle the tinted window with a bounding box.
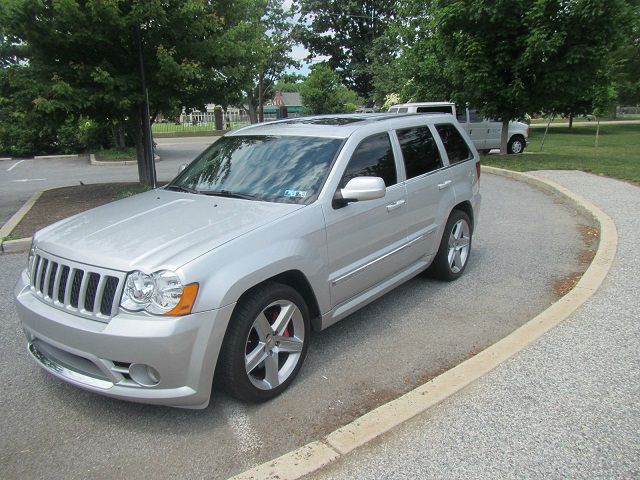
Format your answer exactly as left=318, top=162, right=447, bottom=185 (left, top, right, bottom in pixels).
left=388, top=108, right=398, bottom=113
left=435, top=124, right=473, bottom=164
left=396, top=127, right=443, bottom=179
left=171, top=135, right=343, bottom=204
left=416, top=105, right=453, bottom=114
left=468, top=109, right=484, bottom=123
left=339, top=133, right=397, bottom=188
left=397, top=107, right=408, bottom=113
left=456, top=107, right=467, bottom=122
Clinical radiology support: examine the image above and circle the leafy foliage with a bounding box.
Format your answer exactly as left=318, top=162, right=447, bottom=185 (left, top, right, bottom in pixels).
left=299, top=63, right=361, bottom=113
left=295, top=0, right=398, bottom=102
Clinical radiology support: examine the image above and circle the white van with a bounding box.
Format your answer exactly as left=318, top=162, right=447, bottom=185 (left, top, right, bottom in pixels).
left=388, top=102, right=528, bottom=154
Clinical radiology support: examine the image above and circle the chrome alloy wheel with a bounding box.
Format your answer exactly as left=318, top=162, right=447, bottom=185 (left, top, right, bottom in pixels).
left=244, top=300, right=305, bottom=390
left=447, top=219, right=471, bottom=274
left=511, top=139, right=524, bottom=154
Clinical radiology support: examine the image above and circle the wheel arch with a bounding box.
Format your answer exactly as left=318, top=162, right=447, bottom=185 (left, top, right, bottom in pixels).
left=452, top=200, right=474, bottom=232
left=234, top=270, right=322, bottom=331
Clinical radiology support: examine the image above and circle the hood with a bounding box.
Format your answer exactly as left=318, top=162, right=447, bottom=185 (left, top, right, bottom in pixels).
left=34, top=189, right=304, bottom=272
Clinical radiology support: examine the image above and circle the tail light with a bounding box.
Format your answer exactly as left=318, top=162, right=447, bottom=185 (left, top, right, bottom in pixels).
left=476, top=159, right=481, bottom=179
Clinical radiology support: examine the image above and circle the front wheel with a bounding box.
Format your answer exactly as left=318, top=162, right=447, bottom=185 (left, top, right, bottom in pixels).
left=507, top=135, right=525, bottom=154
left=429, top=210, right=472, bottom=281
left=218, top=282, right=310, bottom=402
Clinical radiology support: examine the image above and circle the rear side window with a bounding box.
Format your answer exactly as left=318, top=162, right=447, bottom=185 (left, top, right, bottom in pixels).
left=396, top=127, right=443, bottom=179
left=435, top=124, right=473, bottom=164
left=416, top=105, right=453, bottom=114
left=339, top=133, right=397, bottom=188
left=397, top=107, right=408, bottom=113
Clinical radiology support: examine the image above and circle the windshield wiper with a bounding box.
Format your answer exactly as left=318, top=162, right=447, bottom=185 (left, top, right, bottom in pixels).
left=199, top=190, right=258, bottom=200
left=165, top=184, right=199, bottom=194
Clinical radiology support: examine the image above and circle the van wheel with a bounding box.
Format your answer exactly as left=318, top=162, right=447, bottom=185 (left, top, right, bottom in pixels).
left=508, top=135, right=525, bottom=154
left=219, top=282, right=310, bottom=402
left=429, top=210, right=472, bottom=281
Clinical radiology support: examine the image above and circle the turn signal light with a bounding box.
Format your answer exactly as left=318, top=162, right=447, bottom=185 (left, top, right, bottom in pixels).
left=165, top=283, right=199, bottom=316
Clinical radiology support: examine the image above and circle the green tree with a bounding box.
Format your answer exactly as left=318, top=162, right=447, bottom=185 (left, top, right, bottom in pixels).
left=295, top=0, right=398, bottom=103
left=2, top=0, right=251, bottom=184
left=227, top=0, right=297, bottom=123
left=612, top=3, right=640, bottom=106
left=402, top=0, right=631, bottom=153
left=299, top=63, right=360, bottom=113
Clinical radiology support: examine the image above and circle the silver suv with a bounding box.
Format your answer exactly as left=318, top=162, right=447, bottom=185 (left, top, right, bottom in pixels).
left=15, top=113, right=481, bottom=408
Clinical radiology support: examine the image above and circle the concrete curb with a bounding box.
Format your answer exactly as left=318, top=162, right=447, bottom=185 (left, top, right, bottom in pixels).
left=228, top=167, right=618, bottom=480
left=0, top=154, right=87, bottom=161
left=0, top=191, right=42, bottom=253
left=89, top=153, right=160, bottom=166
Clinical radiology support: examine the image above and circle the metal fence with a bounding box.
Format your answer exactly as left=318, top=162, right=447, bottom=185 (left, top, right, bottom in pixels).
left=153, top=110, right=302, bottom=134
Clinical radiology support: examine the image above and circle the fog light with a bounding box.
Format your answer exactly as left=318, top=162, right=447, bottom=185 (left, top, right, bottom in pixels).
left=129, top=363, right=160, bottom=387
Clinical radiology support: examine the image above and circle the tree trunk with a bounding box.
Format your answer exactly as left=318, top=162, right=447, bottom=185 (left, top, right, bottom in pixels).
left=258, top=69, right=264, bottom=123
left=246, top=90, right=258, bottom=124
left=131, top=106, right=155, bottom=186
left=500, top=119, right=509, bottom=155
left=595, top=117, right=601, bottom=147
left=568, top=113, right=573, bottom=129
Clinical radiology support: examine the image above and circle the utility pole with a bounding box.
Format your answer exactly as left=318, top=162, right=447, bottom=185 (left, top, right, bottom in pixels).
left=135, top=25, right=157, bottom=188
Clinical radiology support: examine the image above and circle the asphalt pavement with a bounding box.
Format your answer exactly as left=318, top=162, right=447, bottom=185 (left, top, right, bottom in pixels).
left=0, top=136, right=216, bottom=227
left=0, top=172, right=592, bottom=479
left=312, top=171, right=639, bottom=479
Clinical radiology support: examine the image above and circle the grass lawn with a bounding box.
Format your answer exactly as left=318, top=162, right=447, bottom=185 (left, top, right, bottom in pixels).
left=529, top=115, right=640, bottom=124
left=482, top=123, right=640, bottom=183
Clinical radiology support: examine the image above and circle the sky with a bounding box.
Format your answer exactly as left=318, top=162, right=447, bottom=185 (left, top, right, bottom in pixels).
left=282, top=0, right=328, bottom=75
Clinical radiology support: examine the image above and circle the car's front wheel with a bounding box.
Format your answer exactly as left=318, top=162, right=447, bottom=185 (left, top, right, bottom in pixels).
left=508, top=135, right=525, bottom=154
left=219, top=282, right=310, bottom=402
left=429, top=209, right=472, bottom=281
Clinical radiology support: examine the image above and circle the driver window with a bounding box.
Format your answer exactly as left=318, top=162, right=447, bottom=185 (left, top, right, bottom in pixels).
left=468, top=109, right=484, bottom=123
left=339, top=133, right=397, bottom=188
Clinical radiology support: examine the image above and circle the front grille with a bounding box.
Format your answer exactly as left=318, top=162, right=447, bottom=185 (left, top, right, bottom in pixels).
left=30, top=250, right=126, bottom=322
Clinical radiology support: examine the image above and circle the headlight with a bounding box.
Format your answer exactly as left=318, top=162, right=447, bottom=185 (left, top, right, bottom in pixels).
left=121, top=270, right=198, bottom=316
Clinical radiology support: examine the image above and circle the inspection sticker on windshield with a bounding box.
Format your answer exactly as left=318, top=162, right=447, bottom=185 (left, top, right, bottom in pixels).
left=284, top=189, right=308, bottom=199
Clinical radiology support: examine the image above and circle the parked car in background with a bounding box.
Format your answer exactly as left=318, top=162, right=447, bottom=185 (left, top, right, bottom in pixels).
left=15, top=113, right=481, bottom=409
left=389, top=102, right=528, bottom=154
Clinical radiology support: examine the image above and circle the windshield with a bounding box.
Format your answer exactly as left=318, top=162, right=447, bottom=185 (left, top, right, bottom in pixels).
left=168, top=135, right=344, bottom=204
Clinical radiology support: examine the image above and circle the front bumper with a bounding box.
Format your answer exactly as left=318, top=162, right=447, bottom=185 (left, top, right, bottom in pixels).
left=14, top=270, right=235, bottom=409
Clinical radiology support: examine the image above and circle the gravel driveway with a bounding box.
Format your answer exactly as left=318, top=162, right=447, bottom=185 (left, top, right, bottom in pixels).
left=0, top=173, right=593, bottom=479
left=313, top=170, right=639, bottom=480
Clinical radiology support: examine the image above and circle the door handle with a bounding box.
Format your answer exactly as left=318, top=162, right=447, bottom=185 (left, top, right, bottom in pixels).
left=438, top=180, right=452, bottom=190
left=386, top=199, right=406, bottom=212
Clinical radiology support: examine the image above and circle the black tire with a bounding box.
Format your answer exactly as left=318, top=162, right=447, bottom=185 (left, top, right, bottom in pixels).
left=428, top=209, right=472, bottom=281
left=507, top=135, right=525, bottom=154
left=218, top=282, right=310, bottom=402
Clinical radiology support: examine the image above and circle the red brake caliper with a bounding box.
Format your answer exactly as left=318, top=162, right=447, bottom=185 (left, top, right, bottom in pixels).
left=270, top=307, right=292, bottom=337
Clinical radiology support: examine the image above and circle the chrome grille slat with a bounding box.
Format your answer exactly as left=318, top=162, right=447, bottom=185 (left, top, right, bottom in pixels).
left=42, top=261, right=54, bottom=298
left=92, top=275, right=107, bottom=313
left=76, top=271, right=89, bottom=311
left=35, top=257, right=46, bottom=293
left=29, top=250, right=125, bottom=323
left=52, top=263, right=63, bottom=302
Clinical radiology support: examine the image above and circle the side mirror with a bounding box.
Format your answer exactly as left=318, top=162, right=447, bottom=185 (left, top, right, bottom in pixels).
left=178, top=163, right=188, bottom=174
left=337, top=176, right=386, bottom=206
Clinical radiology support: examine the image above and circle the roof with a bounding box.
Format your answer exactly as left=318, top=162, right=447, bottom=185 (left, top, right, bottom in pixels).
left=228, top=113, right=453, bottom=139
left=390, top=101, right=455, bottom=108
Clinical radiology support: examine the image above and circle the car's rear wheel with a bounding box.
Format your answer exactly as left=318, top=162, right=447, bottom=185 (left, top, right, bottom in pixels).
left=429, top=210, right=472, bottom=281
left=219, top=282, right=310, bottom=402
left=508, top=135, right=525, bottom=154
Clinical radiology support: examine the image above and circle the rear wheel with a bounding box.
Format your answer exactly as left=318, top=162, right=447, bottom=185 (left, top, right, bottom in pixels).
left=219, top=282, right=310, bottom=402
left=429, top=210, right=472, bottom=281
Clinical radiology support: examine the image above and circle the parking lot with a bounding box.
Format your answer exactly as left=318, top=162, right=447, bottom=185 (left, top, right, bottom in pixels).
left=0, top=156, right=592, bottom=479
